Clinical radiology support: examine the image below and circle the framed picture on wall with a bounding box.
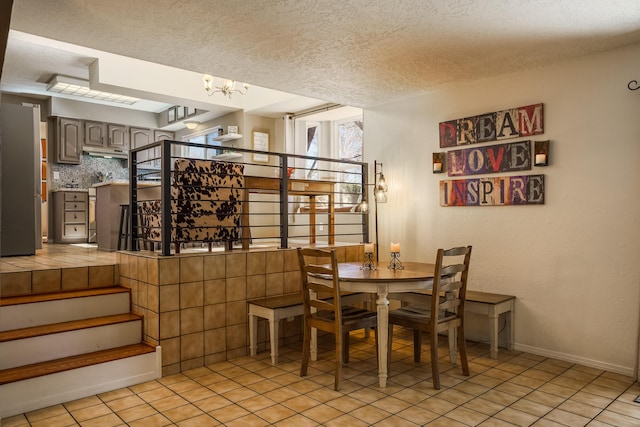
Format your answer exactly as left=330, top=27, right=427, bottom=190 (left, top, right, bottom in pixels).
left=176, top=106, right=185, bottom=120
left=252, top=130, right=269, bottom=162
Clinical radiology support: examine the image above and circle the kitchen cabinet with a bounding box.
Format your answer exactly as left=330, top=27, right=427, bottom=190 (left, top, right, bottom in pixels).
left=130, top=127, right=152, bottom=167
left=53, top=190, right=88, bottom=243
left=84, top=121, right=129, bottom=152
left=108, top=124, right=129, bottom=150
left=130, top=128, right=174, bottom=169
left=51, top=117, right=83, bottom=164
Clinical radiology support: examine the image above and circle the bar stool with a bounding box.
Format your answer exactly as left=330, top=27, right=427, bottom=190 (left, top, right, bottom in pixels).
left=117, top=204, right=130, bottom=250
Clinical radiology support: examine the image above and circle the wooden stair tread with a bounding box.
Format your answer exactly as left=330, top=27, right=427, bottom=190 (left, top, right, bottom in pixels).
left=0, top=343, right=156, bottom=385
left=0, top=286, right=129, bottom=307
left=0, top=313, right=143, bottom=343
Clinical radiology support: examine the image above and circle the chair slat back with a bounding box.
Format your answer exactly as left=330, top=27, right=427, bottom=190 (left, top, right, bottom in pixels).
left=297, top=248, right=342, bottom=332
left=431, top=246, right=472, bottom=327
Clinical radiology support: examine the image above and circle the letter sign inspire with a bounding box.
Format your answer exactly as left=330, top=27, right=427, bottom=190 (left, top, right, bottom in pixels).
left=440, top=175, right=545, bottom=206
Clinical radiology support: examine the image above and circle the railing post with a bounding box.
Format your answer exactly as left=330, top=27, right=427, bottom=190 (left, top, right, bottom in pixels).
left=129, top=148, right=139, bottom=251
left=161, top=141, right=172, bottom=256
left=279, top=154, right=289, bottom=249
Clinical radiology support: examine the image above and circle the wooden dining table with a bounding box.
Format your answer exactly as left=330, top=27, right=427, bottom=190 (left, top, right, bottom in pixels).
left=310, top=261, right=437, bottom=387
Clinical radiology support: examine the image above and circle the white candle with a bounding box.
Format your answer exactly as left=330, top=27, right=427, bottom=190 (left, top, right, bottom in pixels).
left=390, top=242, right=400, bottom=253
left=535, top=153, right=546, bottom=165
left=433, top=162, right=442, bottom=172
left=364, top=243, right=374, bottom=253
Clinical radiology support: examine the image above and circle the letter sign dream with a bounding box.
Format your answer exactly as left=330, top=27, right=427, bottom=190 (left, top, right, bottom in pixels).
left=439, top=103, right=543, bottom=148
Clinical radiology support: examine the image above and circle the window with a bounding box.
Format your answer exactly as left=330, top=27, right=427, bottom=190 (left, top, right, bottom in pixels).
left=336, top=118, right=364, bottom=206
left=182, top=126, right=221, bottom=159
left=305, top=122, right=319, bottom=180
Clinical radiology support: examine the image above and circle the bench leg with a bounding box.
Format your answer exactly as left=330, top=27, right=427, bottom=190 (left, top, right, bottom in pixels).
left=269, top=317, right=278, bottom=365
left=508, top=301, right=515, bottom=350
left=489, top=308, right=499, bottom=359
left=249, top=313, right=258, bottom=357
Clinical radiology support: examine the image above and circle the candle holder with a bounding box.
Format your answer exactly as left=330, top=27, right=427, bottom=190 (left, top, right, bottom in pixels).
left=361, top=252, right=377, bottom=270
left=388, top=251, right=404, bottom=270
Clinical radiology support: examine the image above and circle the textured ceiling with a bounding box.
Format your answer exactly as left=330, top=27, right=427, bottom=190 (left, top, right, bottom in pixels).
left=8, top=0, right=640, bottom=108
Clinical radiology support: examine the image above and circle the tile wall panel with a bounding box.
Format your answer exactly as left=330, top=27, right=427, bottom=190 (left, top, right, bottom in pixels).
left=119, top=245, right=363, bottom=376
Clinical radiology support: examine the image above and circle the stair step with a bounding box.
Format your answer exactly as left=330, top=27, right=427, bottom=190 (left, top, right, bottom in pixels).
left=0, top=286, right=130, bottom=307
left=0, top=313, right=142, bottom=343
left=0, top=343, right=156, bottom=385
left=0, top=313, right=144, bottom=370
left=0, top=286, right=131, bottom=332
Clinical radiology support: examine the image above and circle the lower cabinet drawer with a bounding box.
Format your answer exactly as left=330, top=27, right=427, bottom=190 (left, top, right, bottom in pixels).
left=64, top=224, right=87, bottom=237
left=65, top=202, right=86, bottom=211
left=64, top=211, right=86, bottom=223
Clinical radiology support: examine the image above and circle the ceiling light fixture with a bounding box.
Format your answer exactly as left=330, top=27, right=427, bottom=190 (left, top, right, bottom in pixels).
left=46, top=75, right=140, bottom=105
left=184, top=121, right=199, bottom=130
left=203, top=74, right=249, bottom=98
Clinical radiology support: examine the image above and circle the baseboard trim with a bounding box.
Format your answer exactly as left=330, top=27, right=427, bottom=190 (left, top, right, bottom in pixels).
left=514, top=343, right=635, bottom=378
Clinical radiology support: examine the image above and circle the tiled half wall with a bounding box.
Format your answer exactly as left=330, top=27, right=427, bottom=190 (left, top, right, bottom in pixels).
left=117, top=245, right=364, bottom=376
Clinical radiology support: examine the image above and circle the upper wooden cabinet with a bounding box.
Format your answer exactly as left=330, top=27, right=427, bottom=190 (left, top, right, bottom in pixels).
left=129, top=128, right=174, bottom=169
left=52, top=117, right=83, bottom=164
left=154, top=130, right=174, bottom=142
left=107, top=124, right=129, bottom=150
left=84, top=121, right=129, bottom=152
left=84, top=121, right=106, bottom=148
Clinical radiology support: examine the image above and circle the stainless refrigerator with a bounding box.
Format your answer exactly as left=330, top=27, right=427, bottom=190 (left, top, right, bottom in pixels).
left=1, top=103, right=42, bottom=256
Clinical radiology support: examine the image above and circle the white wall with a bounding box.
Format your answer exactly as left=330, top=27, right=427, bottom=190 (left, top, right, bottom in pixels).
left=364, top=43, right=640, bottom=376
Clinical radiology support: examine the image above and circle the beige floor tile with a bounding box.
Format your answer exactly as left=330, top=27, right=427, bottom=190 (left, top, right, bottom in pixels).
left=254, top=403, right=297, bottom=423
left=446, top=406, right=490, bottom=425
left=606, top=400, right=640, bottom=418
left=207, top=403, right=250, bottom=423
left=176, top=413, right=221, bottom=426
left=324, top=413, right=371, bottom=426
left=463, top=397, right=508, bottom=416
left=494, top=407, right=540, bottom=427
left=543, top=408, right=590, bottom=426
left=301, top=403, right=343, bottom=424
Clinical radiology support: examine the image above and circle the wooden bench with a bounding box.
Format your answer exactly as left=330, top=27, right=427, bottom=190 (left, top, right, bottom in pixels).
left=248, top=292, right=372, bottom=365
left=465, top=291, right=515, bottom=359
left=391, top=290, right=515, bottom=359
left=248, top=294, right=304, bottom=366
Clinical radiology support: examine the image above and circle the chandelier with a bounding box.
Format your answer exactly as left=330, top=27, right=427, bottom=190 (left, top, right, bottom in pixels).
left=203, top=74, right=249, bottom=98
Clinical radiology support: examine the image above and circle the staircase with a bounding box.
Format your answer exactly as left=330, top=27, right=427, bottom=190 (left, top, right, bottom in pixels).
left=0, top=286, right=161, bottom=418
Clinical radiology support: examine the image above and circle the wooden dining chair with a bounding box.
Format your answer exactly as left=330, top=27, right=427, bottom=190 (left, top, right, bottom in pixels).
left=388, top=246, right=472, bottom=389
left=297, top=247, right=378, bottom=391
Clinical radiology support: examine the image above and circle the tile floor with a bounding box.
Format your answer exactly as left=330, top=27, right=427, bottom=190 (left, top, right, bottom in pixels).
left=0, top=243, right=117, bottom=272
left=3, top=328, right=640, bottom=427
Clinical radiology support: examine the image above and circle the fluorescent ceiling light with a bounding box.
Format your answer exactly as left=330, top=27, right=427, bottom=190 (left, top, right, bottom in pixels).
left=46, top=75, right=140, bottom=105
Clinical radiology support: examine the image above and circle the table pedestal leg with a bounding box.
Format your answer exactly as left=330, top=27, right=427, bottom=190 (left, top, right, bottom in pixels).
left=376, top=283, right=389, bottom=388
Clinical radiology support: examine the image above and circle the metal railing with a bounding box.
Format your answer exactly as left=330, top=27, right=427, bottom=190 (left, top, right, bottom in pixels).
left=128, top=139, right=370, bottom=256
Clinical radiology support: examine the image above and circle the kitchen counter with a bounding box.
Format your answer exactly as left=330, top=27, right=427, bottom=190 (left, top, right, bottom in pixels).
left=93, top=180, right=160, bottom=188
left=95, top=182, right=161, bottom=251
left=51, top=188, right=89, bottom=192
